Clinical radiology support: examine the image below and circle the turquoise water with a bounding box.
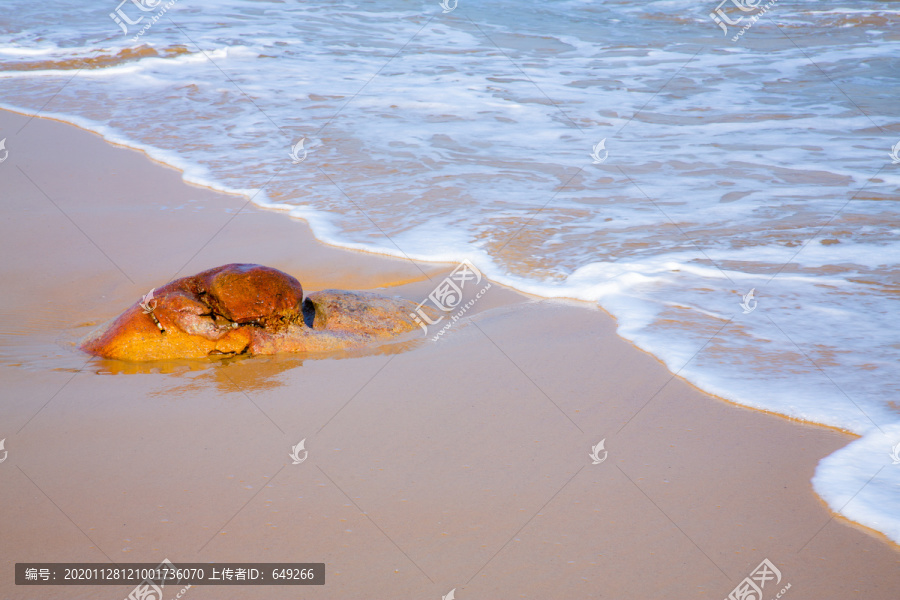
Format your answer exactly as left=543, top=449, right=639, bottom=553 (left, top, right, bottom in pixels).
left=1, top=0, right=898, bottom=543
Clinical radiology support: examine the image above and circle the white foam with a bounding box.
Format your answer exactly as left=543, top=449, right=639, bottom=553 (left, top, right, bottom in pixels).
left=813, top=427, right=900, bottom=545
left=1, top=0, right=898, bottom=546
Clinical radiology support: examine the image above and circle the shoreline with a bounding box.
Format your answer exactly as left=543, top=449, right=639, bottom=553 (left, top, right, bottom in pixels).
left=0, top=104, right=871, bottom=437
left=1, top=107, right=897, bottom=598
left=0, top=105, right=892, bottom=532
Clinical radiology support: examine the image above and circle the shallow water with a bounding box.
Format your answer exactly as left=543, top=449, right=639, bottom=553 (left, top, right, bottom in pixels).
left=1, top=0, right=898, bottom=544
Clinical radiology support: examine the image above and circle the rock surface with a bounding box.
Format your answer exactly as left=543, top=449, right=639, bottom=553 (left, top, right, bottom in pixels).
left=80, top=264, right=430, bottom=361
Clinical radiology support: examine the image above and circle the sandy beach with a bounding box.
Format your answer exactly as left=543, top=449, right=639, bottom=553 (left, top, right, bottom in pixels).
left=1, top=107, right=898, bottom=599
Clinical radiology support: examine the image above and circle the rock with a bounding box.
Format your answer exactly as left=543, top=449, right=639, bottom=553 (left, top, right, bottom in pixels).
left=305, top=289, right=431, bottom=336
left=195, top=263, right=303, bottom=329
left=80, top=264, right=431, bottom=361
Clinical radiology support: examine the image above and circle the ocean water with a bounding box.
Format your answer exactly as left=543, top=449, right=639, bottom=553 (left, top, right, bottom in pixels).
left=1, top=0, right=898, bottom=545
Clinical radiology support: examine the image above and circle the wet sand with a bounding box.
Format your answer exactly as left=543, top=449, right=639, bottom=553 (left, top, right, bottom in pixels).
left=0, top=107, right=897, bottom=599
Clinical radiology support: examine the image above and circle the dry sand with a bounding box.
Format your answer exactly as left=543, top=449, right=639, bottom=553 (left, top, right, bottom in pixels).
left=0, top=107, right=897, bottom=599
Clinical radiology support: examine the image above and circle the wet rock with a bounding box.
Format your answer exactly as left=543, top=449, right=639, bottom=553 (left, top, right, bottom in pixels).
left=194, top=263, right=303, bottom=329
left=305, top=289, right=430, bottom=336
left=80, top=264, right=431, bottom=361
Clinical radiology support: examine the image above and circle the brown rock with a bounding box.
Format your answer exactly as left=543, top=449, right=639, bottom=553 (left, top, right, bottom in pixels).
left=193, top=264, right=303, bottom=329
left=80, top=264, right=431, bottom=361
left=305, top=289, right=428, bottom=336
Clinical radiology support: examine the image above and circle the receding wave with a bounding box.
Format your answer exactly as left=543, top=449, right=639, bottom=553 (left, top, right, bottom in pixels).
left=0, top=45, right=191, bottom=72
left=1, top=0, right=898, bottom=545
